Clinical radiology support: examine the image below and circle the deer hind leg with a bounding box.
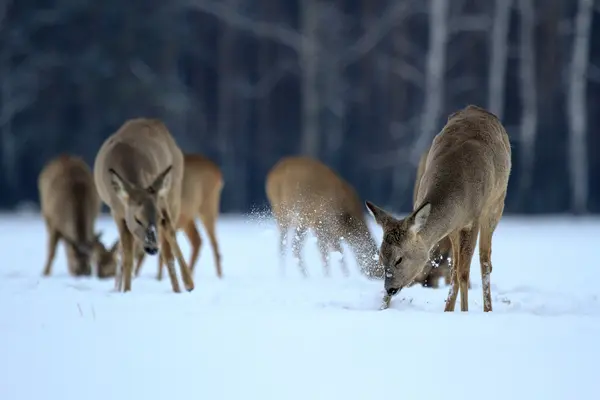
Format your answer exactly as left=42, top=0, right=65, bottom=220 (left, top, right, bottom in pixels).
left=457, top=225, right=479, bottom=312
left=291, top=225, right=308, bottom=278
left=182, top=219, right=202, bottom=275
left=331, top=237, right=348, bottom=277
left=200, top=212, right=222, bottom=279
left=479, top=202, right=505, bottom=312
left=42, top=225, right=60, bottom=277
left=161, top=210, right=194, bottom=292
left=315, top=228, right=331, bottom=277
left=444, top=231, right=461, bottom=312
left=116, top=218, right=135, bottom=292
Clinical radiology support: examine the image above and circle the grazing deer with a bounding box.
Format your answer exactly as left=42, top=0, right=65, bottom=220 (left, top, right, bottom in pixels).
left=409, top=146, right=452, bottom=289
left=366, top=105, right=511, bottom=312
left=38, top=154, right=119, bottom=278
left=133, top=153, right=224, bottom=280
left=94, top=118, right=194, bottom=293
left=266, top=156, right=383, bottom=279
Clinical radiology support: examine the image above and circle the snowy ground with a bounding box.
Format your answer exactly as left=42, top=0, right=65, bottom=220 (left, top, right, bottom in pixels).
left=1, top=212, right=599, bottom=400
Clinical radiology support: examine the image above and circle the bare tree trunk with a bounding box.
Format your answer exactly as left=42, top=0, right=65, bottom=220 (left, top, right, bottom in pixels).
left=410, top=0, right=449, bottom=166
left=299, top=0, right=320, bottom=158
left=217, top=2, right=237, bottom=211
left=488, top=0, right=513, bottom=120
left=567, top=0, right=593, bottom=214
left=517, top=0, right=538, bottom=205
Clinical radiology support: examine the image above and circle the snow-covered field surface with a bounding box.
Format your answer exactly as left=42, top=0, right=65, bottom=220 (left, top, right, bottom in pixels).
left=1, top=212, right=599, bottom=400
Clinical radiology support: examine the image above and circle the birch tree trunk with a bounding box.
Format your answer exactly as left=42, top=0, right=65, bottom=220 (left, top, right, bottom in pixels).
left=410, top=0, right=449, bottom=166
left=299, top=0, right=320, bottom=158
left=488, top=0, right=513, bottom=120
left=517, top=0, right=538, bottom=204
left=567, top=0, right=593, bottom=214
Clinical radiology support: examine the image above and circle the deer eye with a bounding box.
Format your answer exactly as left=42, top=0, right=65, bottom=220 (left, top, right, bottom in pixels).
left=147, top=186, right=156, bottom=195
left=394, top=257, right=403, bottom=267
left=135, top=217, right=143, bottom=227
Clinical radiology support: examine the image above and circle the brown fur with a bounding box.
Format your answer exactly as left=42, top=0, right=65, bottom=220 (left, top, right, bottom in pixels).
left=266, top=156, right=383, bottom=279
left=366, top=105, right=511, bottom=312
left=133, top=153, right=224, bottom=279
left=409, top=146, right=453, bottom=289
left=38, top=154, right=119, bottom=278
left=94, top=118, right=194, bottom=293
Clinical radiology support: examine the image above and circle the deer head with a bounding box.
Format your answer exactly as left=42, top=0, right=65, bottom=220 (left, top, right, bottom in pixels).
left=365, top=201, right=432, bottom=296
left=109, top=165, right=173, bottom=255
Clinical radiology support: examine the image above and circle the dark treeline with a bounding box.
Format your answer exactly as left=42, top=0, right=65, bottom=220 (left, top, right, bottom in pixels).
left=0, top=0, right=599, bottom=215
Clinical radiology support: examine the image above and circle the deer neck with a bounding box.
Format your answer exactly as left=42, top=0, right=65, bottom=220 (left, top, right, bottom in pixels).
left=418, top=196, right=458, bottom=252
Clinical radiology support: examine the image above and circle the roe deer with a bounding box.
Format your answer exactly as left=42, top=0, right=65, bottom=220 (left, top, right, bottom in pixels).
left=366, top=105, right=511, bottom=312
left=94, top=118, right=194, bottom=293
left=133, top=153, right=224, bottom=280
left=38, top=154, right=119, bottom=278
left=266, top=156, right=383, bottom=279
left=409, top=146, right=452, bottom=289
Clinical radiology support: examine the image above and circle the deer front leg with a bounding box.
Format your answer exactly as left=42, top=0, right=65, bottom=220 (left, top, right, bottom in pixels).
left=162, top=210, right=194, bottom=292
left=444, top=232, right=461, bottom=312
left=116, top=219, right=135, bottom=292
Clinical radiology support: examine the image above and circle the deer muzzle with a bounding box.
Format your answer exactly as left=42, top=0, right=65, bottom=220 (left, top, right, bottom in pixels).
left=143, top=224, right=159, bottom=255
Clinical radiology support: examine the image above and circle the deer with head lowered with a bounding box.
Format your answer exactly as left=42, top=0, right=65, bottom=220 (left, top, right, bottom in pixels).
left=266, top=156, right=383, bottom=279
left=367, top=105, right=511, bottom=312
left=38, top=154, right=119, bottom=278
left=409, top=145, right=452, bottom=289
left=94, top=118, right=194, bottom=293
left=133, top=153, right=224, bottom=280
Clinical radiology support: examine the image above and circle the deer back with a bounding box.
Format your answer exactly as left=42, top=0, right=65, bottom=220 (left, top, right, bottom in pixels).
left=414, top=105, right=512, bottom=240
left=179, top=154, right=223, bottom=222
left=39, top=154, right=101, bottom=246
left=94, top=118, right=184, bottom=222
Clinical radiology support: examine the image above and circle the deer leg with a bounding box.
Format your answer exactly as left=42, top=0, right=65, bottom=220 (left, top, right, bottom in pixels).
left=42, top=227, right=60, bottom=277
left=332, top=237, right=348, bottom=277
left=183, top=219, right=202, bottom=274
left=457, top=225, right=479, bottom=312
left=444, top=232, right=461, bottom=312
left=134, top=250, right=146, bottom=277
left=200, top=213, right=222, bottom=279
left=159, top=233, right=181, bottom=293
left=116, top=219, right=134, bottom=292
left=162, top=211, right=194, bottom=292
left=276, top=219, right=290, bottom=277
left=291, top=225, right=308, bottom=278
left=315, top=230, right=331, bottom=277
left=479, top=203, right=504, bottom=312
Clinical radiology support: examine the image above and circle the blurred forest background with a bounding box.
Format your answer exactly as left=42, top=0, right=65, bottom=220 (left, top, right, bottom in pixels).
left=0, top=0, right=599, bottom=215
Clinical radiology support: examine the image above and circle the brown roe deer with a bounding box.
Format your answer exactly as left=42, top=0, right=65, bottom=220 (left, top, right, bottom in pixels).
left=38, top=154, right=119, bottom=278
left=94, top=118, right=194, bottom=293
left=133, top=153, right=224, bottom=280
left=366, top=105, right=511, bottom=312
left=266, top=156, right=383, bottom=279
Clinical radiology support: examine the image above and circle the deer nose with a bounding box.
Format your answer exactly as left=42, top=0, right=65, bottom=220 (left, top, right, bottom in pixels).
left=387, top=287, right=399, bottom=296
left=144, top=246, right=158, bottom=256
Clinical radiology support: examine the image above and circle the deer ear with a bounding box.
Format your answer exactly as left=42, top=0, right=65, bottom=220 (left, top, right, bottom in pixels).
left=150, top=165, right=173, bottom=197
left=109, top=169, right=131, bottom=202
left=365, top=201, right=396, bottom=228
left=410, top=203, right=431, bottom=234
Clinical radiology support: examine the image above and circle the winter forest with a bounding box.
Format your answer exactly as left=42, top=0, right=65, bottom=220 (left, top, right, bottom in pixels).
left=0, top=0, right=599, bottom=214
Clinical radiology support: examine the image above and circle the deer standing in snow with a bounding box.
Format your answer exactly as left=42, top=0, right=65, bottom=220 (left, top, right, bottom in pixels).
left=94, top=118, right=194, bottom=293
left=38, top=154, right=119, bottom=278
left=266, top=156, right=383, bottom=279
left=133, top=153, right=224, bottom=280
left=367, top=105, right=511, bottom=311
